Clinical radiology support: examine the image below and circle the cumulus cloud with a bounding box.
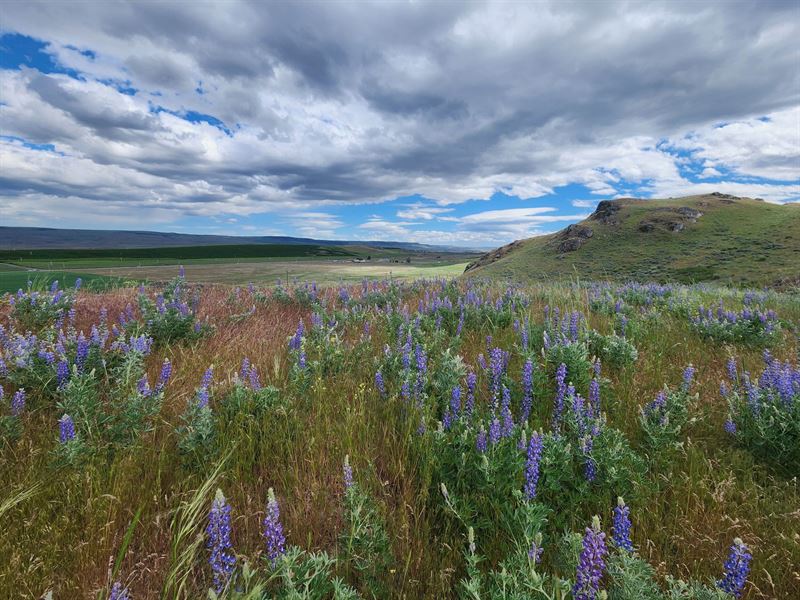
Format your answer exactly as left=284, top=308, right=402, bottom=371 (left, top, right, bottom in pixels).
left=0, top=0, right=798, bottom=243
left=666, top=107, right=800, bottom=181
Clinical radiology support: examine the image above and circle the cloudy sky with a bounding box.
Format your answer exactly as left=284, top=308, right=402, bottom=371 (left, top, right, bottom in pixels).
left=1, top=1, right=798, bottom=247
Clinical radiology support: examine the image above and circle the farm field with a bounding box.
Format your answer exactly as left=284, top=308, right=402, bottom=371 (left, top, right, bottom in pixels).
left=68, top=259, right=471, bottom=286
left=1, top=272, right=798, bottom=599
left=0, top=268, right=132, bottom=294
left=0, top=245, right=477, bottom=291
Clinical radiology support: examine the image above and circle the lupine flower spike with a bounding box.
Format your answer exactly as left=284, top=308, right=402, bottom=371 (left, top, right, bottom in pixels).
left=263, top=487, right=286, bottom=566
left=528, top=531, right=544, bottom=564
left=612, top=497, right=634, bottom=552
left=717, top=538, right=751, bottom=598
left=108, top=582, right=130, bottom=600
left=11, top=389, right=26, bottom=416
left=524, top=431, right=544, bottom=500
left=573, top=515, right=608, bottom=600
left=343, top=455, right=354, bottom=490
left=206, top=489, right=236, bottom=593
left=59, top=414, right=76, bottom=443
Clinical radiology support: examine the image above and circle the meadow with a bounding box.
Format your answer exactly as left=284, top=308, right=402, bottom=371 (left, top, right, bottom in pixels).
left=0, top=272, right=798, bottom=599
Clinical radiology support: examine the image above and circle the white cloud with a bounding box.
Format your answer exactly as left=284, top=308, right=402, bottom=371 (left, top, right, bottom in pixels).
left=571, top=200, right=597, bottom=208
left=395, top=204, right=455, bottom=220
left=668, top=107, right=800, bottom=181
left=0, top=1, right=797, bottom=242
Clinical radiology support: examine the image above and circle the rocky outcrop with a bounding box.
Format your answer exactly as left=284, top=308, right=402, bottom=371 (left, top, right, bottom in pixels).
left=551, top=224, right=594, bottom=253
left=709, top=192, right=740, bottom=201
left=676, top=207, right=702, bottom=219
left=464, top=240, right=523, bottom=272
left=590, top=200, right=623, bottom=225
left=638, top=206, right=702, bottom=233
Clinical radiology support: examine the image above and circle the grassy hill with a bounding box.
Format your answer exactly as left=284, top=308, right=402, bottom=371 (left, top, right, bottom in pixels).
left=0, top=226, right=467, bottom=252
left=465, top=193, right=800, bottom=287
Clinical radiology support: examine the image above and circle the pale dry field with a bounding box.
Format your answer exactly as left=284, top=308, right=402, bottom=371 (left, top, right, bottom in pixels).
left=72, top=259, right=470, bottom=285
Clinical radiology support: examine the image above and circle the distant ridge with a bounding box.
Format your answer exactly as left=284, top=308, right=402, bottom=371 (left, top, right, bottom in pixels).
left=0, top=226, right=467, bottom=253
left=464, top=193, right=800, bottom=288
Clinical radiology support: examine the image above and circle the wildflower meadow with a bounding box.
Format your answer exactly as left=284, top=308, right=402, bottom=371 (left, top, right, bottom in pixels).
left=1, top=274, right=798, bottom=599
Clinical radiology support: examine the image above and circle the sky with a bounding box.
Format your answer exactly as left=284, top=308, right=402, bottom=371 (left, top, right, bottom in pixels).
left=0, top=1, right=798, bottom=248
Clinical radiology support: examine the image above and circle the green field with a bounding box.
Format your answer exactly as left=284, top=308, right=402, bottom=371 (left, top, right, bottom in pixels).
left=0, top=244, right=361, bottom=270
left=0, top=269, right=134, bottom=294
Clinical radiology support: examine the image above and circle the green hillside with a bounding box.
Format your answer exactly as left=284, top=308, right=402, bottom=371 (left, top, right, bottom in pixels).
left=465, top=193, right=800, bottom=287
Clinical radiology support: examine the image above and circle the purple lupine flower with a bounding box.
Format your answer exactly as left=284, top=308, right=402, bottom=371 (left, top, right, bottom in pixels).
left=400, top=379, right=410, bottom=402
left=197, top=386, right=210, bottom=409
left=524, top=431, right=544, bottom=500
left=582, top=436, right=597, bottom=483
left=263, top=487, right=286, bottom=565
left=589, top=378, right=600, bottom=413
left=489, top=347, right=506, bottom=401
left=343, top=455, right=354, bottom=490
left=56, top=360, right=70, bottom=387
left=129, top=335, right=152, bottom=355
left=682, top=364, right=696, bottom=390
left=726, top=357, right=737, bottom=383
left=248, top=365, right=261, bottom=391
left=465, top=371, right=477, bottom=418
left=207, top=489, right=236, bottom=593
left=488, top=417, right=501, bottom=445
left=178, top=265, right=185, bottom=278
left=74, top=278, right=82, bottom=290
left=528, top=532, right=543, bottom=564
left=375, top=371, right=386, bottom=398
left=500, top=385, right=514, bottom=436
left=415, top=343, right=427, bottom=374
left=156, top=359, right=172, bottom=392
left=289, top=320, right=304, bottom=351
left=401, top=333, right=412, bottom=370
left=450, top=386, right=462, bottom=421
left=75, top=334, right=89, bottom=371
left=108, top=582, right=129, bottom=600
left=201, top=366, right=214, bottom=389
left=569, top=311, right=580, bottom=341
left=553, top=363, right=568, bottom=428
left=612, top=497, right=634, bottom=552
left=136, top=375, right=151, bottom=397
left=239, top=357, right=251, bottom=382
left=717, top=538, right=751, bottom=598
left=476, top=427, right=488, bottom=453
left=11, top=389, right=26, bottom=416
left=521, top=359, right=534, bottom=423
left=724, top=419, right=737, bottom=435
left=59, top=414, right=76, bottom=443
left=593, top=358, right=602, bottom=378
left=643, top=390, right=666, bottom=417
left=572, top=516, right=608, bottom=600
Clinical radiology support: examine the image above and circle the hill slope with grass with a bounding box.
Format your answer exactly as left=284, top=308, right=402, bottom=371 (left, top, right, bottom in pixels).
left=0, top=226, right=465, bottom=253
left=465, top=193, right=800, bottom=287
